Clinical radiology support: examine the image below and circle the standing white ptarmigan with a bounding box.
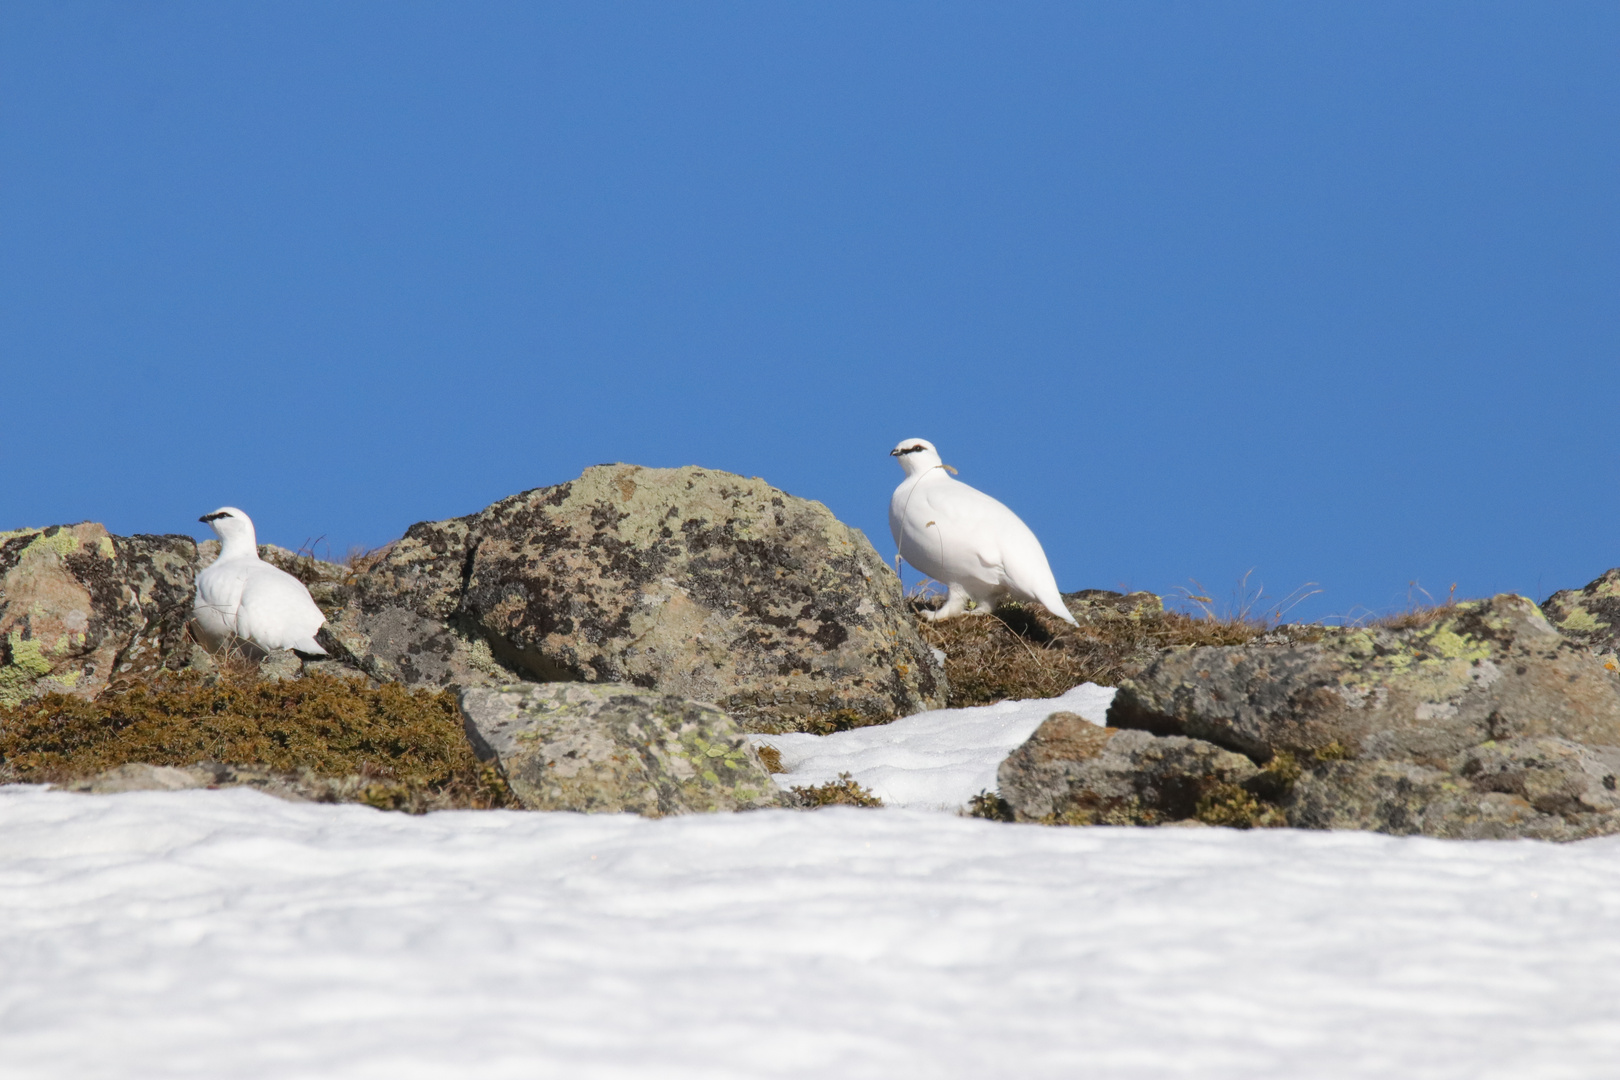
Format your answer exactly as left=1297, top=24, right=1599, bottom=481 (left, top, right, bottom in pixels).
left=889, top=439, right=1078, bottom=625
left=192, top=507, right=328, bottom=656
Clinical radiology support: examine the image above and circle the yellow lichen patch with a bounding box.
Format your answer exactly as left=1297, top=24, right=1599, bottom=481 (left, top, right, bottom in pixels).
left=20, top=530, right=82, bottom=561
left=1414, top=625, right=1492, bottom=665
left=1557, top=608, right=1605, bottom=634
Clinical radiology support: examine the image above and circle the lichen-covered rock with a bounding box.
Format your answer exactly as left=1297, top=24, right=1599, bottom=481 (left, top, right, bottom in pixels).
left=1286, top=748, right=1620, bottom=842
left=1061, top=589, right=1164, bottom=623
left=1543, top=568, right=1620, bottom=665
left=0, top=524, right=199, bottom=706
left=997, top=711, right=1260, bottom=824
left=1085, top=594, right=1620, bottom=839
left=451, top=465, right=942, bottom=731
left=1108, top=595, right=1620, bottom=764
left=457, top=682, right=780, bottom=814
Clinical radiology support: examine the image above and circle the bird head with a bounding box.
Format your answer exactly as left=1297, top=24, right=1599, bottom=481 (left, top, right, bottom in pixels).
left=889, top=438, right=944, bottom=478
left=198, top=507, right=258, bottom=551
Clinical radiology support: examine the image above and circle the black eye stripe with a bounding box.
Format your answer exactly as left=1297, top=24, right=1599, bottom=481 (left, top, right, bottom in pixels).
left=898, top=445, right=926, bottom=455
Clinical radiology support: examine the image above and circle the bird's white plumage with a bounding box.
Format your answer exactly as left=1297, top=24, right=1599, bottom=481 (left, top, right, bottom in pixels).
left=888, top=439, right=1077, bottom=625
left=192, top=507, right=328, bottom=656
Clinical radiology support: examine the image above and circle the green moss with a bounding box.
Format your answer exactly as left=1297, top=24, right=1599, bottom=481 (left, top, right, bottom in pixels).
left=1312, top=741, right=1354, bottom=762
left=0, top=671, right=513, bottom=812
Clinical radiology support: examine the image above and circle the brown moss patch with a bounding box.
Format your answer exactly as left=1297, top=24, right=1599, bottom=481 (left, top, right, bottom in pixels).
left=0, top=671, right=512, bottom=812
left=789, top=772, right=883, bottom=808
left=918, top=600, right=1267, bottom=709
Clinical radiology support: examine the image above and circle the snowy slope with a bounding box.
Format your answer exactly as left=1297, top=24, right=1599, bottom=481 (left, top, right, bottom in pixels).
left=751, top=682, right=1116, bottom=809
left=3, top=785, right=1619, bottom=1079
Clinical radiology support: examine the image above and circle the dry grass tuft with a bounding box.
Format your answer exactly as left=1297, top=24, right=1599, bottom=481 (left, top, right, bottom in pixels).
left=755, top=744, right=785, bottom=774
left=0, top=671, right=513, bottom=812
left=917, top=593, right=1269, bottom=709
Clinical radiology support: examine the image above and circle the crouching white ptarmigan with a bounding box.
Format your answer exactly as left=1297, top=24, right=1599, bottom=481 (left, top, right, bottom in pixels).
left=888, top=438, right=1077, bottom=625
left=192, top=507, right=328, bottom=657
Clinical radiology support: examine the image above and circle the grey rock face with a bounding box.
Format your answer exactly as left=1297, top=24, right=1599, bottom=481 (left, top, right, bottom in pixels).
left=1079, top=594, right=1620, bottom=838
left=1, top=524, right=200, bottom=706
left=459, top=465, right=942, bottom=730
left=998, top=711, right=1260, bottom=824
left=247, top=466, right=944, bottom=729
left=457, top=682, right=780, bottom=815
left=1543, top=568, right=1620, bottom=664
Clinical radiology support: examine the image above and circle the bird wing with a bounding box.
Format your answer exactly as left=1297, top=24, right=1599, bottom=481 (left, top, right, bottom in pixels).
left=193, top=560, right=248, bottom=642
left=235, top=563, right=328, bottom=653
left=892, top=475, right=1015, bottom=587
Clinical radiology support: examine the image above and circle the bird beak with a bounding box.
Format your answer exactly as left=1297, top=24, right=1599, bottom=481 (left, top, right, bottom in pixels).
left=197, top=515, right=209, bottom=523
left=889, top=448, right=901, bottom=456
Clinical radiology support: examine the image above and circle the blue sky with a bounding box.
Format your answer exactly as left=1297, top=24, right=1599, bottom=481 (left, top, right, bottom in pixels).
left=2, top=2, right=1615, bottom=621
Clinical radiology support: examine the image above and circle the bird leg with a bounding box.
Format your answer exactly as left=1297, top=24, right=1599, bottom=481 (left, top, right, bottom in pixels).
left=922, top=583, right=973, bottom=621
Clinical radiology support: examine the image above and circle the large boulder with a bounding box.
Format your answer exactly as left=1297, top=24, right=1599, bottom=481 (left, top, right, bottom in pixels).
left=1092, top=595, right=1620, bottom=839
left=457, top=682, right=780, bottom=814
left=333, top=465, right=944, bottom=730
left=0, top=524, right=198, bottom=706
left=1543, top=568, right=1620, bottom=664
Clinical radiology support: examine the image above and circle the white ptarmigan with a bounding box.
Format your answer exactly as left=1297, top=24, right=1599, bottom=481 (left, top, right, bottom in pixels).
left=888, top=439, right=1078, bottom=625
left=192, top=507, right=328, bottom=656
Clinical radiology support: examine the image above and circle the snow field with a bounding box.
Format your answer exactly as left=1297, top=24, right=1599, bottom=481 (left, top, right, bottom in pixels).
left=2, top=785, right=1619, bottom=1078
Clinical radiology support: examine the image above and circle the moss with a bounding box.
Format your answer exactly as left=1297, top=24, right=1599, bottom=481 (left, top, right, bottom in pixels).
left=1313, top=741, right=1355, bottom=762
left=789, top=772, right=883, bottom=808
left=966, top=790, right=1014, bottom=821
left=0, top=671, right=513, bottom=812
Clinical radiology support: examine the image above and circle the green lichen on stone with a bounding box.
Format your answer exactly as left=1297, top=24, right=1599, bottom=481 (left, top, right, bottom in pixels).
left=1413, top=624, right=1492, bottom=665
left=0, top=633, right=54, bottom=707
left=20, top=530, right=81, bottom=561
left=1555, top=608, right=1604, bottom=634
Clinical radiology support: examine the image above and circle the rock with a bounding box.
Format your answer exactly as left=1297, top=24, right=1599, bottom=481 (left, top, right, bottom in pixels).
left=443, top=464, right=942, bottom=730
left=71, top=762, right=212, bottom=794
left=1, top=525, right=200, bottom=706
left=1061, top=589, right=1164, bottom=623
left=1543, top=568, right=1620, bottom=665
left=1088, top=594, right=1620, bottom=838
left=997, top=711, right=1261, bottom=824
left=1107, top=595, right=1620, bottom=764
left=457, top=682, right=780, bottom=815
